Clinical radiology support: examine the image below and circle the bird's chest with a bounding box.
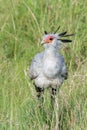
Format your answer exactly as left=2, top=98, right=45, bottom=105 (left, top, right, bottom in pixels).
left=43, top=57, right=61, bottom=78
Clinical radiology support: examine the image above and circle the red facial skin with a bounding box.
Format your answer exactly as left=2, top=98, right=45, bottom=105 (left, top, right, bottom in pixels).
left=44, top=36, right=55, bottom=43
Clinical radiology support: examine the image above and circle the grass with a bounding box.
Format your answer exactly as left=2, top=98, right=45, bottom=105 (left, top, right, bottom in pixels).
left=0, top=0, right=87, bottom=130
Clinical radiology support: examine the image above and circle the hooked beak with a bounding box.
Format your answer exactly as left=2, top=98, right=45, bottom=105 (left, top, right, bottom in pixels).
left=41, top=40, right=45, bottom=45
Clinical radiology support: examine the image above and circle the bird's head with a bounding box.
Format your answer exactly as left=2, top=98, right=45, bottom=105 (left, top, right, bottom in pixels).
left=41, top=26, right=74, bottom=49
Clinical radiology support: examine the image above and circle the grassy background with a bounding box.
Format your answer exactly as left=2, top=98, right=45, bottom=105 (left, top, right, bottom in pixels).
left=0, top=0, right=87, bottom=130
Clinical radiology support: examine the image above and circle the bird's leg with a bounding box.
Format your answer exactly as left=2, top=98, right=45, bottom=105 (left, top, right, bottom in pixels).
left=36, top=87, right=44, bottom=103
left=34, top=84, right=44, bottom=108
left=51, top=88, right=57, bottom=110
left=50, top=87, right=57, bottom=124
left=51, top=87, right=60, bottom=130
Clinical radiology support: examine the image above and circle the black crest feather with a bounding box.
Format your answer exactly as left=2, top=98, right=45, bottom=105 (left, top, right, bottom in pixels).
left=54, top=26, right=60, bottom=34
left=44, top=31, right=48, bottom=34
left=59, top=31, right=67, bottom=36
left=58, top=39, right=72, bottom=43
left=62, top=34, right=74, bottom=37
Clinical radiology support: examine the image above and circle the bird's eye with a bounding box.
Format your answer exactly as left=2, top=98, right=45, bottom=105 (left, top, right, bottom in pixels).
left=49, top=37, right=53, bottom=40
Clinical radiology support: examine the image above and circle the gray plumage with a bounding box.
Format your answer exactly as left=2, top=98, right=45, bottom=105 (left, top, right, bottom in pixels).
left=29, top=31, right=73, bottom=104
left=30, top=33, right=68, bottom=89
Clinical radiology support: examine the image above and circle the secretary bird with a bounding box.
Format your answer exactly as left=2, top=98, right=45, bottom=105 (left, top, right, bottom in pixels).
left=29, top=27, right=73, bottom=106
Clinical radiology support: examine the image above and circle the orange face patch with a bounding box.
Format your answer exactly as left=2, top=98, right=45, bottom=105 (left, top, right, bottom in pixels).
left=44, top=36, right=55, bottom=43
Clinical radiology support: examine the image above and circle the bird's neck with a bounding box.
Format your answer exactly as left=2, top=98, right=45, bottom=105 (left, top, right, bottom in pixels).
left=44, top=46, right=59, bottom=57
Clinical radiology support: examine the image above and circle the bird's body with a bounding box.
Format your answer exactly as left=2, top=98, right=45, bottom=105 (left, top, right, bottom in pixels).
left=29, top=30, right=73, bottom=104
left=30, top=47, right=66, bottom=89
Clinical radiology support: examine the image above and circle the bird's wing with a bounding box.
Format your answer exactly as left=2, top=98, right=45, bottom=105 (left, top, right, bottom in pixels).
left=29, top=52, right=44, bottom=80
left=59, top=55, right=68, bottom=80
left=61, top=62, right=68, bottom=79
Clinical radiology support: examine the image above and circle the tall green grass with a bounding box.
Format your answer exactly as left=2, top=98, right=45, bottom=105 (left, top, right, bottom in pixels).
left=0, top=0, right=87, bottom=130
